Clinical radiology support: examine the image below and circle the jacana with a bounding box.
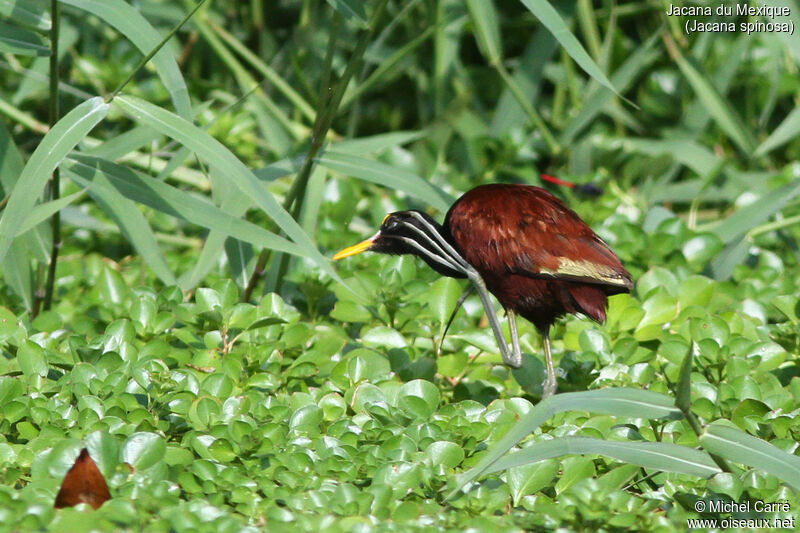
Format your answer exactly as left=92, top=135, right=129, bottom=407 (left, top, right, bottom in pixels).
left=334, top=184, right=633, bottom=398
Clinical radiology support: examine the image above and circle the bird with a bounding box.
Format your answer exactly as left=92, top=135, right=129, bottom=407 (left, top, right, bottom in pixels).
left=333, top=183, right=633, bottom=398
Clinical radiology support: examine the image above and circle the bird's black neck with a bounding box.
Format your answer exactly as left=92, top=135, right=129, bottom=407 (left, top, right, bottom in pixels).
left=378, top=210, right=468, bottom=279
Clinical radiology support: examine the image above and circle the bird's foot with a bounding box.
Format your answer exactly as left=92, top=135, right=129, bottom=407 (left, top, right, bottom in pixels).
left=541, top=374, right=558, bottom=399
left=501, top=352, right=523, bottom=369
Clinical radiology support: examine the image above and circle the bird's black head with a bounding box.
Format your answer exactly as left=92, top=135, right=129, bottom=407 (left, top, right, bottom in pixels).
left=333, top=210, right=467, bottom=279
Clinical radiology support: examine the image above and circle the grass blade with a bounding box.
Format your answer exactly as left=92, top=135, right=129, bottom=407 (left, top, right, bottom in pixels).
left=710, top=180, right=800, bottom=244
left=63, top=155, right=304, bottom=259
left=561, top=32, right=659, bottom=144
left=112, top=95, right=346, bottom=286
left=466, top=0, right=501, bottom=63
left=449, top=388, right=682, bottom=498
left=332, top=131, right=424, bottom=154
left=317, top=151, right=454, bottom=212
left=61, top=0, right=192, bottom=119
left=755, top=106, right=800, bottom=156
left=519, top=0, right=621, bottom=97
left=0, top=20, right=49, bottom=56
left=700, top=423, right=800, bottom=491
left=0, top=0, right=51, bottom=30
left=178, top=163, right=294, bottom=290
left=485, top=437, right=720, bottom=478
left=602, top=137, right=720, bottom=176
left=61, top=164, right=178, bottom=286
left=0, top=97, right=108, bottom=264
left=17, top=189, right=86, bottom=235
left=664, top=35, right=756, bottom=155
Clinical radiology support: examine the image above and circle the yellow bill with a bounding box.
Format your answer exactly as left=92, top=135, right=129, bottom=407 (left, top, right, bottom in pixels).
left=333, top=237, right=375, bottom=260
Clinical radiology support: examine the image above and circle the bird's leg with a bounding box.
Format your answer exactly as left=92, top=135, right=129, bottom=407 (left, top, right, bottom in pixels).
left=541, top=327, right=558, bottom=399
left=506, top=310, right=523, bottom=368
left=465, top=270, right=520, bottom=368
left=400, top=213, right=522, bottom=368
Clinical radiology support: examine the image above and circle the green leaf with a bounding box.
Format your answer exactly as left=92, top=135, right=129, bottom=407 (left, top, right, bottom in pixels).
left=506, top=459, right=558, bottom=505
left=112, top=96, right=344, bottom=287
left=675, top=343, right=693, bottom=413
left=429, top=277, right=462, bottom=334
left=122, top=432, right=166, bottom=470
left=711, top=180, right=800, bottom=244
left=561, top=32, right=660, bottom=144
left=755, top=106, right=800, bottom=156
left=398, top=379, right=440, bottom=419
left=85, top=431, right=120, bottom=480
left=16, top=189, right=86, bottom=236
left=669, top=41, right=756, bottom=154
left=0, top=0, right=50, bottom=30
left=63, top=155, right=302, bottom=260
left=485, top=437, right=720, bottom=478
left=0, top=19, right=49, bottom=55
left=317, top=151, right=454, bottom=212
left=466, top=0, right=502, bottom=63
left=555, top=456, right=595, bottom=494
left=333, top=131, right=424, bottom=154
left=519, top=0, right=621, bottom=97
left=605, top=137, right=719, bottom=177
left=325, top=0, right=367, bottom=26
left=17, top=340, right=47, bottom=378
left=448, top=388, right=681, bottom=498
left=61, top=0, right=192, bottom=118
left=425, top=441, right=465, bottom=469
left=700, top=423, right=800, bottom=491
left=0, top=120, right=39, bottom=310
left=0, top=97, right=108, bottom=264
left=362, top=326, right=407, bottom=349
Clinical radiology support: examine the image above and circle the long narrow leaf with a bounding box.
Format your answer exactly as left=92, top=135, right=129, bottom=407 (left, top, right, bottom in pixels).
left=449, top=388, right=682, bottom=497
left=63, top=155, right=304, bottom=260
left=60, top=164, right=178, bottom=286
left=561, top=32, right=659, bottom=144
left=111, top=95, right=345, bottom=285
left=519, top=0, right=621, bottom=96
left=485, top=437, right=720, bottom=478
left=601, top=137, right=720, bottom=176
left=0, top=97, right=108, bottom=264
left=178, top=163, right=294, bottom=290
left=317, top=151, right=454, bottom=212
left=17, top=189, right=86, bottom=235
left=700, top=423, right=800, bottom=491
left=755, top=106, right=800, bottom=156
left=466, top=0, right=502, bottom=63
left=0, top=0, right=51, bottom=30
left=61, top=0, right=192, bottom=119
left=668, top=39, right=756, bottom=154
left=332, top=131, right=424, bottom=154
left=0, top=120, right=42, bottom=309
left=0, top=20, right=49, bottom=56
left=710, top=180, right=800, bottom=243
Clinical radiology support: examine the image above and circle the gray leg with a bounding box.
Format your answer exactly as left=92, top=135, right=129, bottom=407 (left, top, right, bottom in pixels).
left=541, top=330, right=558, bottom=398
left=465, top=271, right=521, bottom=368
left=506, top=309, right=523, bottom=368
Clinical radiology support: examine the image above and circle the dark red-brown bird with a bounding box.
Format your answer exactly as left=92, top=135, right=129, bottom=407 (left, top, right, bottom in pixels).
left=334, top=184, right=633, bottom=398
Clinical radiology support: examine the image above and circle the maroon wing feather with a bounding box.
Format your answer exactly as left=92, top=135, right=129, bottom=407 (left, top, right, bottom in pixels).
left=445, top=184, right=632, bottom=327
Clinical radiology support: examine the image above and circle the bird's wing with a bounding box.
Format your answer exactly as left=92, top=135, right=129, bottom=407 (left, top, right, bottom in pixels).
left=448, top=186, right=633, bottom=292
